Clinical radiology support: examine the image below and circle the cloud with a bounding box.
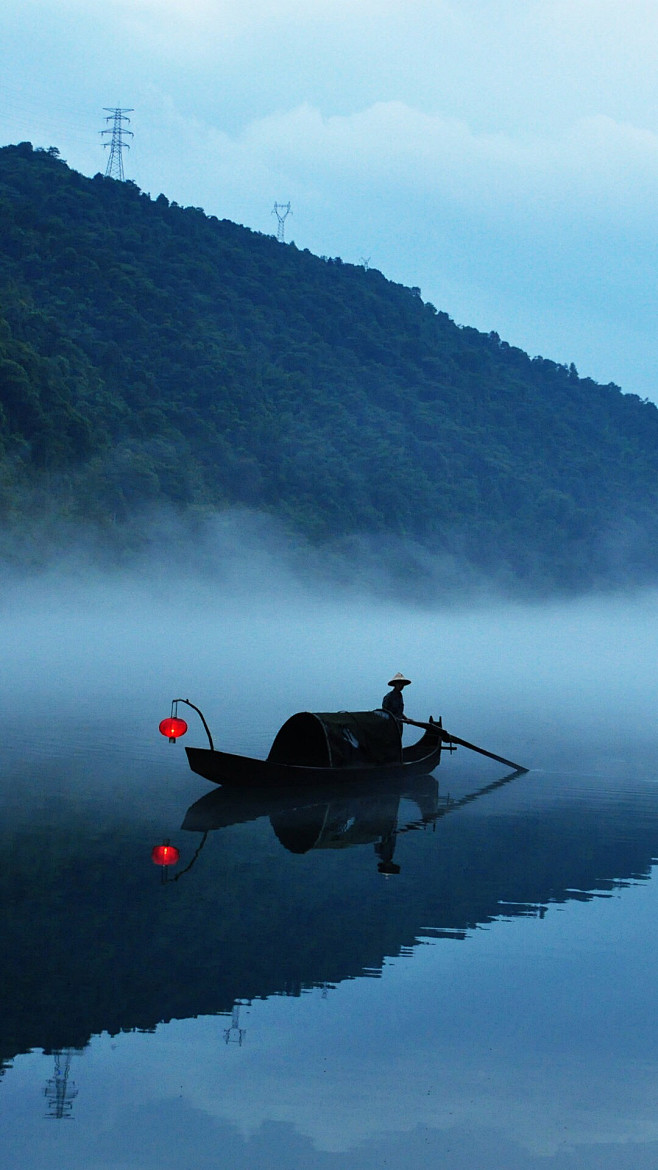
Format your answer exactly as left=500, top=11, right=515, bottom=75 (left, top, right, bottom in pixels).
left=155, top=98, right=658, bottom=242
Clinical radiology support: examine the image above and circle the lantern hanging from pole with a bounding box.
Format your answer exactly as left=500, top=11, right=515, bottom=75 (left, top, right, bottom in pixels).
left=159, top=716, right=188, bottom=743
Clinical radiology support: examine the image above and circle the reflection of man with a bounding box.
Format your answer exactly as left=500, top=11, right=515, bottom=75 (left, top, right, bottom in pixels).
left=381, top=672, right=411, bottom=722
left=375, top=831, right=401, bottom=875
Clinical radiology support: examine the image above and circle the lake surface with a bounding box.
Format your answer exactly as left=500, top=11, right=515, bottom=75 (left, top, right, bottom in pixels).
left=2, top=575, right=658, bottom=1169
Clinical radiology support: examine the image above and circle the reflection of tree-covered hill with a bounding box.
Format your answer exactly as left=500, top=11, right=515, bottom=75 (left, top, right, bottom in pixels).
left=2, top=142, right=658, bottom=589
left=2, top=766, right=657, bottom=1066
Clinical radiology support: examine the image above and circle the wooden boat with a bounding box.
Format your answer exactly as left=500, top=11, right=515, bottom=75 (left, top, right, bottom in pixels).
left=162, top=698, right=525, bottom=787
left=184, top=708, right=444, bottom=788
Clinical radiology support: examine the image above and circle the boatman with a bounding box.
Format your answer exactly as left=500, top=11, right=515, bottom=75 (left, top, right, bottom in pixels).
left=382, top=672, right=411, bottom=724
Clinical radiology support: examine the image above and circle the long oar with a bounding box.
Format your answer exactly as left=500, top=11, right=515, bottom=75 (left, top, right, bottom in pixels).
left=405, top=717, right=527, bottom=773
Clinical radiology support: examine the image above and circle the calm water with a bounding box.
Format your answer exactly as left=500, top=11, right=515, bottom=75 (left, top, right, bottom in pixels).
left=2, top=577, right=658, bottom=1169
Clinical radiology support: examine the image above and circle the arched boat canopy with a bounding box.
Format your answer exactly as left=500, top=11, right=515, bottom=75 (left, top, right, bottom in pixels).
left=267, top=710, right=402, bottom=769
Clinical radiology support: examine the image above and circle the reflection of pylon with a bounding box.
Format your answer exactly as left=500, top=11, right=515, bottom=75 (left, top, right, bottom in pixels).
left=272, top=202, right=292, bottom=242
left=223, top=1003, right=246, bottom=1046
left=43, top=1049, right=79, bottom=1119
left=101, top=107, right=134, bottom=181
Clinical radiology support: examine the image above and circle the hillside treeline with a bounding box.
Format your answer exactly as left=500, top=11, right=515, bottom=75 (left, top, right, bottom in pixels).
left=1, top=140, right=657, bottom=590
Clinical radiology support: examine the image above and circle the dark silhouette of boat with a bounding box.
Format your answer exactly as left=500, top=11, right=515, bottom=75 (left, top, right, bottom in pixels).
left=184, top=708, right=444, bottom=787
left=162, top=698, right=524, bottom=787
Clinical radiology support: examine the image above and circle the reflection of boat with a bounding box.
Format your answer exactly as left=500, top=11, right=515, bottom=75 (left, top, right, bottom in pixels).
left=185, top=709, right=444, bottom=788
left=181, top=764, right=529, bottom=875
left=181, top=766, right=528, bottom=875
left=182, top=772, right=443, bottom=873
left=182, top=772, right=441, bottom=835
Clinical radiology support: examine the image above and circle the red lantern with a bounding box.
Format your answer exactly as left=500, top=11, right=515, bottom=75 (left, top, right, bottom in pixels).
left=151, top=843, right=180, bottom=867
left=159, top=717, right=188, bottom=743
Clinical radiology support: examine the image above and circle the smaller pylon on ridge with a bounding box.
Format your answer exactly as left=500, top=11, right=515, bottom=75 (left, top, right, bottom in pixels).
left=272, top=202, right=292, bottom=243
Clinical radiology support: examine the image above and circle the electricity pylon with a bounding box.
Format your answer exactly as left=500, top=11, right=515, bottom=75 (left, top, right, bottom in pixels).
left=101, top=108, right=134, bottom=181
left=272, top=202, right=292, bottom=242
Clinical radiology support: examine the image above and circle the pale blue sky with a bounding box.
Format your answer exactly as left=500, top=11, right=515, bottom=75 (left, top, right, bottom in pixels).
left=2, top=0, right=658, bottom=400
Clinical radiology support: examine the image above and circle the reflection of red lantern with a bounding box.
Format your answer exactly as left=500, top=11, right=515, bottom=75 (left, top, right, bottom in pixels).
left=151, top=843, right=180, bottom=867
left=159, top=717, right=188, bottom=743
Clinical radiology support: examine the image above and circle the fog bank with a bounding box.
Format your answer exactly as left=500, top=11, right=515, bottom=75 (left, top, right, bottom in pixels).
left=3, top=505, right=658, bottom=607
left=1, top=541, right=656, bottom=772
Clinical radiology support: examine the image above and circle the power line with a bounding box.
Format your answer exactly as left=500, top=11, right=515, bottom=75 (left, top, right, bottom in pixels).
left=100, top=107, right=134, bottom=181
left=0, top=82, right=94, bottom=150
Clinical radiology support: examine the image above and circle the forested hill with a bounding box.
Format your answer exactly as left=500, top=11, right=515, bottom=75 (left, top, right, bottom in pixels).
left=1, top=140, right=658, bottom=592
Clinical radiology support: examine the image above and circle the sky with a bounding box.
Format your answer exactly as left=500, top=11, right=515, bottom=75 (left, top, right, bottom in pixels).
left=2, top=0, right=658, bottom=401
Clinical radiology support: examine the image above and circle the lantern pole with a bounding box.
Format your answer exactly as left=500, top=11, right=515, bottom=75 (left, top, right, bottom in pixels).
left=171, top=699, right=214, bottom=750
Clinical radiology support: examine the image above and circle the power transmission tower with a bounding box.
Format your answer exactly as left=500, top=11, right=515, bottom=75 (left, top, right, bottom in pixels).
left=272, top=202, right=292, bottom=242
left=101, top=107, right=134, bottom=180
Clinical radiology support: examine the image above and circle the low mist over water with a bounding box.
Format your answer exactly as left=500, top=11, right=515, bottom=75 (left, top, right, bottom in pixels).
left=2, top=561, right=656, bottom=764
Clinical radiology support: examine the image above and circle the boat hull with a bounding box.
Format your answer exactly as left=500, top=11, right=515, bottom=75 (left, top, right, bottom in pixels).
left=185, top=727, right=443, bottom=787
